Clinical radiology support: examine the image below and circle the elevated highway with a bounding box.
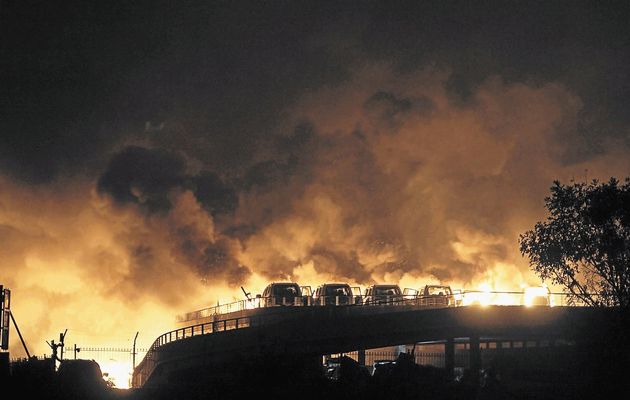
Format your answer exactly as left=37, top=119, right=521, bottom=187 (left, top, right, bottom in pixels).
left=132, top=303, right=619, bottom=388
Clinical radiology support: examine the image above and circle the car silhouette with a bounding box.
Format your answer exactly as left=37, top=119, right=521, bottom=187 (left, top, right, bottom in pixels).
left=364, top=284, right=403, bottom=305
left=259, top=282, right=304, bottom=307
left=312, top=283, right=358, bottom=305
left=418, top=285, right=454, bottom=307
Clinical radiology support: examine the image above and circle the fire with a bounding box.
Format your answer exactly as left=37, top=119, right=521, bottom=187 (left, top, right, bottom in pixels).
left=458, top=282, right=553, bottom=307
left=99, top=360, right=132, bottom=389
left=461, top=283, right=493, bottom=307
left=523, top=285, right=551, bottom=307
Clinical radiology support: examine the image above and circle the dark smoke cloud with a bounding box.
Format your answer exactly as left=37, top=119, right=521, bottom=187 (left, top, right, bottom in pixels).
left=191, top=172, right=238, bottom=217
left=94, top=145, right=247, bottom=287
left=309, top=248, right=372, bottom=283
left=4, top=1, right=629, bottom=184
left=2, top=0, right=630, bottom=358
left=169, top=224, right=250, bottom=285
left=96, top=146, right=187, bottom=212
left=364, top=91, right=435, bottom=130
left=232, top=67, right=630, bottom=288
left=241, top=122, right=318, bottom=192
left=243, top=160, right=297, bottom=192
left=97, top=146, right=239, bottom=216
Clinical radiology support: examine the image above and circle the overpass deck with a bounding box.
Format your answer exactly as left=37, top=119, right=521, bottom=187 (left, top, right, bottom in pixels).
left=132, top=299, right=618, bottom=388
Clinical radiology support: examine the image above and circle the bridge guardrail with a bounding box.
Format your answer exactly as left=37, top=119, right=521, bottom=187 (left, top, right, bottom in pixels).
left=175, top=290, right=593, bottom=324
left=133, top=314, right=260, bottom=387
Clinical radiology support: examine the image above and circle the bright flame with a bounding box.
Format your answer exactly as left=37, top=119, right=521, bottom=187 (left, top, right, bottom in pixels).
left=462, top=283, right=493, bottom=307
left=99, top=360, right=132, bottom=389
left=244, top=297, right=262, bottom=309
left=493, top=291, right=521, bottom=306
left=523, top=286, right=551, bottom=307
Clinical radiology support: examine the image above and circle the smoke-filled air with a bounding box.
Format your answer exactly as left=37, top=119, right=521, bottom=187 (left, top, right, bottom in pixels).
left=3, top=65, right=629, bottom=359
left=2, top=3, right=630, bottom=384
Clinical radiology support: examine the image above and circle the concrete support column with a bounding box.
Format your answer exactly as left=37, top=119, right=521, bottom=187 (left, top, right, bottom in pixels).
left=469, top=335, right=481, bottom=384
left=357, top=349, right=366, bottom=366
left=445, top=338, right=455, bottom=380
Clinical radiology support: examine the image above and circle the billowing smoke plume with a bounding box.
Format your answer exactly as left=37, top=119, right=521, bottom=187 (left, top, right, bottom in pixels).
left=3, top=3, right=630, bottom=387
left=2, top=66, right=630, bottom=360
left=95, top=146, right=248, bottom=285
left=236, top=67, right=630, bottom=288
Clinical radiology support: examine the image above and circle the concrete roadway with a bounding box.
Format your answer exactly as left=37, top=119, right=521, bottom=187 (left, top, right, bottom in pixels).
left=133, top=304, right=620, bottom=387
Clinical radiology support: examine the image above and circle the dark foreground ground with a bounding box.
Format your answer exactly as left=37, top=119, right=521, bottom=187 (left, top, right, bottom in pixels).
left=4, top=341, right=630, bottom=400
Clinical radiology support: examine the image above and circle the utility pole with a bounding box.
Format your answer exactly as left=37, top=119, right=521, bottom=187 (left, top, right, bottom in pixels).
left=132, top=331, right=139, bottom=370
left=59, top=330, right=67, bottom=361
left=0, top=285, right=10, bottom=378
left=2, top=286, right=32, bottom=358
left=1, top=285, right=10, bottom=351
left=73, top=343, right=81, bottom=360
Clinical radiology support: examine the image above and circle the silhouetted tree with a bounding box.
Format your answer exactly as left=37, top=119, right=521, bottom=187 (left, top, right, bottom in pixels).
left=519, top=178, right=630, bottom=308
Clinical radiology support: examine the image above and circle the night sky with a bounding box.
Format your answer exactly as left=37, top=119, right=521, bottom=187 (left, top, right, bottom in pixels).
left=3, top=1, right=630, bottom=182
left=1, top=0, right=630, bottom=358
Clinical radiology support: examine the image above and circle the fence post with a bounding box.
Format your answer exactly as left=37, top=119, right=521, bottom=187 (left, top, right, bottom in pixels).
left=445, top=338, right=455, bottom=380
left=469, top=335, right=481, bottom=385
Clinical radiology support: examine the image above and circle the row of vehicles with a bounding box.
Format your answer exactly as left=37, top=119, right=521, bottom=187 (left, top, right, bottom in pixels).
left=256, top=282, right=552, bottom=308
left=256, top=282, right=457, bottom=307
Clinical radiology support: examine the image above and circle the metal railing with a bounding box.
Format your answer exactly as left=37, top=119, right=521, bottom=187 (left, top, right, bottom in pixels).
left=176, top=290, right=589, bottom=323
left=176, top=297, right=302, bottom=323
left=133, top=315, right=258, bottom=387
